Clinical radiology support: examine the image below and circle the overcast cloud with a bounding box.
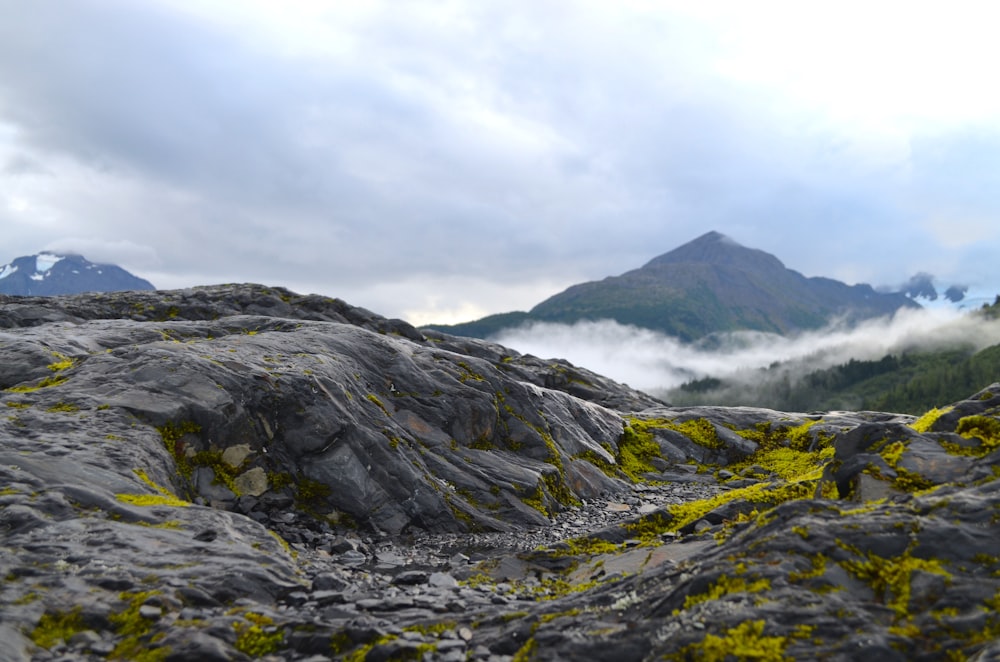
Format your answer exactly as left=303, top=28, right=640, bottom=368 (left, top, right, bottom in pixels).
left=2, top=1, right=999, bottom=325
left=494, top=307, right=1000, bottom=395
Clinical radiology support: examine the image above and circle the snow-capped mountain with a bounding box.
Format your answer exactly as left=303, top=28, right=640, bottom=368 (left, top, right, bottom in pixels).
left=895, top=272, right=998, bottom=313
left=0, top=252, right=155, bottom=296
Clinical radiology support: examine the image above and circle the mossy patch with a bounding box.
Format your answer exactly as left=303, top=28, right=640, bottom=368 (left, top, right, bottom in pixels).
left=680, top=573, right=772, bottom=611
left=115, top=493, right=191, bottom=508
left=109, top=590, right=170, bottom=661
left=29, top=607, right=86, bottom=649
left=667, top=619, right=791, bottom=662
left=910, top=406, right=953, bottom=433
left=942, top=415, right=1000, bottom=457
left=838, top=546, right=952, bottom=618
left=233, top=612, right=284, bottom=656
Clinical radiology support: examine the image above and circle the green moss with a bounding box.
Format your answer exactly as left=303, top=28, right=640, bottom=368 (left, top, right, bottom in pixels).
left=134, top=519, right=183, bottom=530
left=366, top=393, right=390, bottom=416
left=668, top=620, right=790, bottom=662
left=617, top=420, right=665, bottom=480
left=788, top=553, right=829, bottom=583
left=871, top=439, right=935, bottom=492
left=944, top=415, right=1000, bottom=457
left=115, top=492, right=191, bottom=508
left=552, top=536, right=622, bottom=557
left=296, top=476, right=331, bottom=504
left=521, top=485, right=549, bottom=516
left=910, top=406, right=953, bottom=433
left=46, top=352, right=75, bottom=372
left=268, top=530, right=296, bottom=558
left=109, top=590, right=170, bottom=661
left=157, top=420, right=202, bottom=467
left=728, top=446, right=834, bottom=483
left=5, top=401, right=31, bottom=409
left=45, top=402, right=79, bottom=413
left=403, top=621, right=458, bottom=636
left=511, top=636, right=538, bottom=661
left=665, top=479, right=816, bottom=534
left=456, top=361, right=487, bottom=382
left=342, top=633, right=398, bottom=662
left=675, top=417, right=724, bottom=449
left=680, top=574, right=772, bottom=611
left=785, top=419, right=824, bottom=450
left=133, top=469, right=176, bottom=496
left=269, top=471, right=294, bottom=490
left=233, top=612, right=284, bottom=657
left=29, top=607, right=86, bottom=649
left=5, top=374, right=68, bottom=392
left=839, top=547, right=952, bottom=618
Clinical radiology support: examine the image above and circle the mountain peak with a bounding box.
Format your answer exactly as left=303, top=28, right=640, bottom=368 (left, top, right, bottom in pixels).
left=642, top=230, right=783, bottom=272
left=0, top=252, right=155, bottom=296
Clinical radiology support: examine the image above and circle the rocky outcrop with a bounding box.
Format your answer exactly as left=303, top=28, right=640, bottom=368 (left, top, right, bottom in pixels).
left=1, top=285, right=998, bottom=660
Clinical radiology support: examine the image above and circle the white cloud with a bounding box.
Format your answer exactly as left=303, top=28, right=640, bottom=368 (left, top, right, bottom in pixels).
left=493, top=307, right=1000, bottom=394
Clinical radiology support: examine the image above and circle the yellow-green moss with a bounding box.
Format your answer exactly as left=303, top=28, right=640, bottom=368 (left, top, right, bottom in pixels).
left=521, top=485, right=549, bottom=516
left=728, top=446, right=834, bottom=483
left=157, top=420, right=202, bottom=467
left=115, top=493, right=191, bottom=508
left=617, top=419, right=665, bottom=480
left=5, top=374, right=68, bottom=393
left=133, top=469, right=177, bottom=497
left=551, top=536, right=622, bottom=557
left=366, top=393, right=390, bottom=416
left=942, top=415, right=1000, bottom=457
left=675, top=417, right=725, bottom=449
left=910, top=406, right=953, bottom=434
left=109, top=590, right=170, bottom=661
left=46, top=352, right=75, bottom=372
left=29, top=607, right=86, bottom=649
left=788, top=553, right=829, bottom=583
left=667, top=620, right=790, bottom=662
left=403, top=621, right=458, bottom=636
left=665, top=479, right=816, bottom=534
left=838, top=547, right=952, bottom=618
left=45, top=402, right=79, bottom=413
left=681, top=574, right=772, bottom=611
left=233, top=612, right=284, bottom=657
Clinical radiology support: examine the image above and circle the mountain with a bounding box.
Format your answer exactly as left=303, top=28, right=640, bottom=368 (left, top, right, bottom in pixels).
left=427, top=231, right=919, bottom=341
left=0, top=252, right=155, bottom=295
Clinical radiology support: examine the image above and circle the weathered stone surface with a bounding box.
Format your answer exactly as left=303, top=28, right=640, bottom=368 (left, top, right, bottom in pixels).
left=1, top=285, right=998, bottom=660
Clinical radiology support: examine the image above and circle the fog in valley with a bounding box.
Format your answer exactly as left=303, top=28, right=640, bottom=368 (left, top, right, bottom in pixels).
left=492, top=306, right=1000, bottom=402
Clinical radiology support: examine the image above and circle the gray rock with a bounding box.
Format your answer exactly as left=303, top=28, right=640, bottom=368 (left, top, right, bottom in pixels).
left=3, top=286, right=1000, bottom=662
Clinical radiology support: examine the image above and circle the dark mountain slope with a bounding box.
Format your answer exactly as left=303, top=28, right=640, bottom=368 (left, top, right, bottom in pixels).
left=430, top=231, right=918, bottom=341
left=0, top=252, right=154, bottom=295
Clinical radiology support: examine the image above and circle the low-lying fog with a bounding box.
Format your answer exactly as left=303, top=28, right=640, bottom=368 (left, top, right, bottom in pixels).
left=492, top=307, right=1000, bottom=397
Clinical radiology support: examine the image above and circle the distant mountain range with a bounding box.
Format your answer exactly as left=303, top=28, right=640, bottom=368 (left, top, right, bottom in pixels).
left=426, top=231, right=920, bottom=341
left=0, top=252, right=155, bottom=296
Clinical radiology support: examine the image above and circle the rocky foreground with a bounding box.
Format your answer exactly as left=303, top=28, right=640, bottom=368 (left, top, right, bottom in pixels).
left=1, top=284, right=999, bottom=661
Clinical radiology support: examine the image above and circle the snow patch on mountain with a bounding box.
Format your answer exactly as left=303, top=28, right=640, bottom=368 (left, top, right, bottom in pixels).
left=35, top=253, right=64, bottom=273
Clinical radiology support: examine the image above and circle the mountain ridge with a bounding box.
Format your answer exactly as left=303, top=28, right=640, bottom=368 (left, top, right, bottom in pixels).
left=428, top=231, right=919, bottom=341
left=0, top=252, right=155, bottom=296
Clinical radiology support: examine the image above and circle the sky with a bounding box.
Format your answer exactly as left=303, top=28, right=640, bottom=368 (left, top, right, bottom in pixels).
left=2, top=0, right=1000, bottom=326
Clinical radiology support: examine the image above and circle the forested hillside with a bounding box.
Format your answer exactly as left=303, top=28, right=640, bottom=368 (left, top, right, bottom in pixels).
left=669, top=297, right=1000, bottom=414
